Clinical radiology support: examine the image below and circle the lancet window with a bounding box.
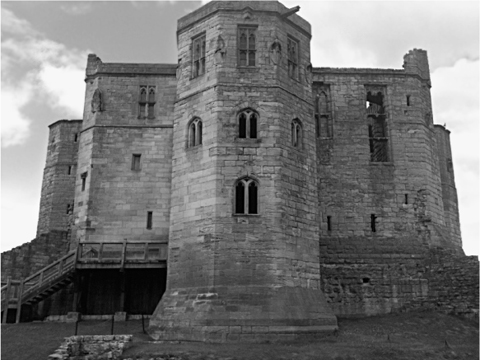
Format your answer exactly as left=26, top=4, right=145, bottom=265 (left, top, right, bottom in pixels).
left=188, top=118, right=203, bottom=147
left=291, top=119, right=302, bottom=148
left=238, top=109, right=258, bottom=139
left=139, top=86, right=156, bottom=119
left=235, top=177, right=258, bottom=215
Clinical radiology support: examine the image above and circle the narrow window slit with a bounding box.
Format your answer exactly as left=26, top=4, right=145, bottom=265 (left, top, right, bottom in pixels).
left=405, top=194, right=408, bottom=204
left=371, top=214, right=377, bottom=232
left=81, top=172, right=87, bottom=191
left=146, top=211, right=153, bottom=230
left=327, top=216, right=332, bottom=231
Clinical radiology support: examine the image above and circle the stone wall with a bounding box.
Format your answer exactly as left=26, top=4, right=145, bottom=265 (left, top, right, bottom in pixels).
left=73, top=59, right=176, bottom=246
left=320, top=242, right=479, bottom=320
left=1, top=230, right=69, bottom=283
left=48, top=335, right=131, bottom=360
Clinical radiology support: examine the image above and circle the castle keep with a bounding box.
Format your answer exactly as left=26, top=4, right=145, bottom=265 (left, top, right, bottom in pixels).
left=2, top=1, right=478, bottom=342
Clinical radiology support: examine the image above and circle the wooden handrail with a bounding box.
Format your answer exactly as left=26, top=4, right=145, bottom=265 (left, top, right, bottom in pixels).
left=22, top=250, right=76, bottom=285
left=77, top=240, right=168, bottom=261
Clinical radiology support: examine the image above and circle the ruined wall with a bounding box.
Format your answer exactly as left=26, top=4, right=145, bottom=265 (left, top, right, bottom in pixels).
left=434, top=125, right=462, bottom=251
left=1, top=231, right=69, bottom=283
left=320, top=245, right=479, bottom=320
left=73, top=59, right=176, bottom=245
left=37, top=120, right=82, bottom=238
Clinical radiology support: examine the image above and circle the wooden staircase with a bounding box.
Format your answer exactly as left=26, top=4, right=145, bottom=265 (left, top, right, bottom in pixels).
left=1, top=240, right=168, bottom=323
left=1, top=250, right=77, bottom=323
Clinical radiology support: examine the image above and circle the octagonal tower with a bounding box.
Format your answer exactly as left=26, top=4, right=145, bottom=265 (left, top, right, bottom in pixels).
left=149, top=1, right=337, bottom=342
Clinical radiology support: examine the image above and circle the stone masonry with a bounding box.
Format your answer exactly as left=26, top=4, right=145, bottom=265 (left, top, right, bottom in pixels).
left=2, top=0, right=477, bottom=343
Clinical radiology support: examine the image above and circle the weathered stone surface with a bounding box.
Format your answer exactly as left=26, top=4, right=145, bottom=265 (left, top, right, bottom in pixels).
left=1, top=0, right=477, bottom=342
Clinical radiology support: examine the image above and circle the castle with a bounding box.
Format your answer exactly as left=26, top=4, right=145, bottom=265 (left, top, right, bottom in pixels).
left=1, top=1, right=478, bottom=342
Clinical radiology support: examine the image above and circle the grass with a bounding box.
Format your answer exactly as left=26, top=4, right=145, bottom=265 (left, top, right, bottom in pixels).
left=1, top=312, right=478, bottom=360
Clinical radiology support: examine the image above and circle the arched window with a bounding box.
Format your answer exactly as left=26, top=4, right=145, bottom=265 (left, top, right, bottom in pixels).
left=238, top=109, right=258, bottom=139
left=235, top=177, right=258, bottom=215
left=188, top=118, right=203, bottom=147
left=291, top=119, right=302, bottom=148
left=139, top=86, right=156, bottom=119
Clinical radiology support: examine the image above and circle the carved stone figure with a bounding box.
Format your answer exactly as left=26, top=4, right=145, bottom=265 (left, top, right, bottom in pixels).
left=304, top=63, right=313, bottom=84
left=270, top=39, right=282, bottom=65
left=91, top=89, right=103, bottom=113
left=214, top=35, right=226, bottom=65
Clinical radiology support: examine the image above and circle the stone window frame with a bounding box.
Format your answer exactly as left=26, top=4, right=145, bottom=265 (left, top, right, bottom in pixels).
left=237, top=25, right=257, bottom=67
left=191, top=32, right=206, bottom=78
left=187, top=117, right=203, bottom=148
left=233, top=176, right=259, bottom=215
left=138, top=85, right=156, bottom=119
left=237, top=108, right=258, bottom=139
left=287, top=35, right=300, bottom=80
left=291, top=118, right=303, bottom=148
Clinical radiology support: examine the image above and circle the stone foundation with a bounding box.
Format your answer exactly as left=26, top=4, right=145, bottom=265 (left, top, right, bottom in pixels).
left=149, top=286, right=337, bottom=342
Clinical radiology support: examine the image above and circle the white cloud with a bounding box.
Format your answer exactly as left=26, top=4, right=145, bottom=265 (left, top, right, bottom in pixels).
left=1, top=81, right=33, bottom=147
left=60, top=3, right=93, bottom=15
left=1, top=8, right=90, bottom=147
left=1, top=8, right=38, bottom=36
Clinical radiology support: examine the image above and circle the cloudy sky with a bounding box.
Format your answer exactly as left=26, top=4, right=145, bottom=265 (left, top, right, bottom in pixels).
left=1, top=1, right=478, bottom=255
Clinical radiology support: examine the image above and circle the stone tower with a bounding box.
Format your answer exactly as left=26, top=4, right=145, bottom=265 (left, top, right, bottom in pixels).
left=149, top=1, right=337, bottom=342
left=37, top=119, right=82, bottom=238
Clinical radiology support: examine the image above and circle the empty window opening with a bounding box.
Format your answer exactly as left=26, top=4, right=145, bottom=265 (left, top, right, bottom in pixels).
left=291, top=119, right=302, bottom=147
left=368, top=116, right=389, bottom=162
left=315, top=90, right=332, bottom=138
left=235, top=178, right=258, bottom=215
left=327, top=216, right=332, bottom=231
left=74, top=133, right=78, bottom=142
left=319, top=115, right=332, bottom=138
left=405, top=194, right=409, bottom=204
left=238, top=110, right=258, bottom=139
left=146, top=211, right=153, bottom=230
left=132, top=154, right=141, bottom=171
left=287, top=37, right=299, bottom=79
left=366, top=91, right=385, bottom=115
left=81, top=172, right=87, bottom=191
left=139, top=86, right=156, bottom=119
left=192, top=33, right=206, bottom=78
left=238, top=27, right=256, bottom=67
left=371, top=214, right=377, bottom=232
left=68, top=165, right=72, bottom=175
left=406, top=95, right=411, bottom=106
left=362, top=277, right=370, bottom=284
left=188, top=118, right=203, bottom=147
